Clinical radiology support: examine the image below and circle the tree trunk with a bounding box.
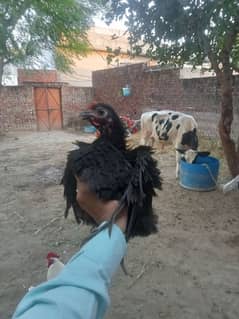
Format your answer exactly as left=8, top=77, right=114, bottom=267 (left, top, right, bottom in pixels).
left=0, top=58, right=4, bottom=86
left=218, top=69, right=239, bottom=177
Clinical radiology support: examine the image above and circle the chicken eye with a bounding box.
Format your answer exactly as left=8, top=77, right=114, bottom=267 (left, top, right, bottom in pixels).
left=97, top=108, right=107, bottom=117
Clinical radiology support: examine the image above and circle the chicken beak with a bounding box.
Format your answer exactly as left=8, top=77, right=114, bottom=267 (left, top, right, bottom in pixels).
left=79, top=110, right=95, bottom=120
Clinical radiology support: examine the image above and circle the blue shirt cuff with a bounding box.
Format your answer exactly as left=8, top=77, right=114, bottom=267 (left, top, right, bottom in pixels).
left=67, top=223, right=127, bottom=282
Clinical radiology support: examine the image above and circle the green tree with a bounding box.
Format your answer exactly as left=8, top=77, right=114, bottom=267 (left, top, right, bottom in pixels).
left=0, top=0, right=103, bottom=85
left=105, top=0, right=239, bottom=177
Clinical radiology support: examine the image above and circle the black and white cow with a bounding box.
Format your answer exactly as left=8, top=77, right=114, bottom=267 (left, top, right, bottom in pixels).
left=140, top=110, right=179, bottom=146
left=140, top=110, right=199, bottom=178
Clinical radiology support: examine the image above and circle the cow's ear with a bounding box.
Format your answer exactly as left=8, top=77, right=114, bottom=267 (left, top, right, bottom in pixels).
left=176, top=148, right=185, bottom=154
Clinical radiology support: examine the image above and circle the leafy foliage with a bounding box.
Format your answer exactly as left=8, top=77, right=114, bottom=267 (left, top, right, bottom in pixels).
left=104, top=0, right=239, bottom=72
left=0, top=0, right=103, bottom=82
left=106, top=46, right=121, bottom=65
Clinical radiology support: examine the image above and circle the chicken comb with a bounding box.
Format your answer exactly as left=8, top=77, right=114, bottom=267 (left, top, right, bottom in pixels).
left=46, top=252, right=60, bottom=260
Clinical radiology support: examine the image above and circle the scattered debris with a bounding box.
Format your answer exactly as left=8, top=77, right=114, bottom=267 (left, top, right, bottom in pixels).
left=34, top=217, right=61, bottom=235
left=128, top=263, right=148, bottom=288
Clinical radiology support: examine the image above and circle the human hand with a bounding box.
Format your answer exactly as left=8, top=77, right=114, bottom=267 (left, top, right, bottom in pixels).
left=76, top=179, right=128, bottom=233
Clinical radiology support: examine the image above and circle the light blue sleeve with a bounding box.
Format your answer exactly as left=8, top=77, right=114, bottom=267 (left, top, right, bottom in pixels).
left=12, top=224, right=127, bottom=319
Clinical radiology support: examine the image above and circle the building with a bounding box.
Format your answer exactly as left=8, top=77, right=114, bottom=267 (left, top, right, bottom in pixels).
left=57, top=27, right=151, bottom=86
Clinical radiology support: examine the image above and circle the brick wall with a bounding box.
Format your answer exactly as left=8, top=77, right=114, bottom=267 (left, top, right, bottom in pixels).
left=61, top=86, right=93, bottom=127
left=92, top=63, right=222, bottom=115
left=1, top=64, right=238, bottom=136
left=93, top=64, right=184, bottom=118
left=18, top=69, right=57, bottom=85
left=0, top=85, right=93, bottom=132
left=93, top=63, right=149, bottom=118
left=0, top=86, right=37, bottom=131
left=92, top=63, right=239, bottom=137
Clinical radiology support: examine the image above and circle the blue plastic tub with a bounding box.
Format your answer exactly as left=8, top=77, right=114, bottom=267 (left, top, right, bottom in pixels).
left=83, top=125, right=96, bottom=133
left=179, top=156, right=220, bottom=191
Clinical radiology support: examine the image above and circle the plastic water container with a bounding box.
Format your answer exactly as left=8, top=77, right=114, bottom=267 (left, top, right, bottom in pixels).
left=122, top=87, right=131, bottom=97
left=83, top=125, right=96, bottom=133
left=179, top=156, right=220, bottom=191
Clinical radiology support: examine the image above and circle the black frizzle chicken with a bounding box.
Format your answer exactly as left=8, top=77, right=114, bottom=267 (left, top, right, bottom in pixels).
left=62, top=103, right=162, bottom=241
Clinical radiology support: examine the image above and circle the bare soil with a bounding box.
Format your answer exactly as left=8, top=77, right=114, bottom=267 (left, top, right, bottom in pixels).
left=0, top=131, right=238, bottom=319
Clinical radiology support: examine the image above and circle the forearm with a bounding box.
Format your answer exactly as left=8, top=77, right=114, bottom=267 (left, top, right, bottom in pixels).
left=12, top=224, right=127, bottom=319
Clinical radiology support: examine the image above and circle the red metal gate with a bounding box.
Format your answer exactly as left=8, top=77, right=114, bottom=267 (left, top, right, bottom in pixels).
left=34, top=87, right=62, bottom=130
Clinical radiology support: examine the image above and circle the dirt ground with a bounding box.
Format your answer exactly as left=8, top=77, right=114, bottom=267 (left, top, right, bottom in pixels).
left=0, top=130, right=239, bottom=319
